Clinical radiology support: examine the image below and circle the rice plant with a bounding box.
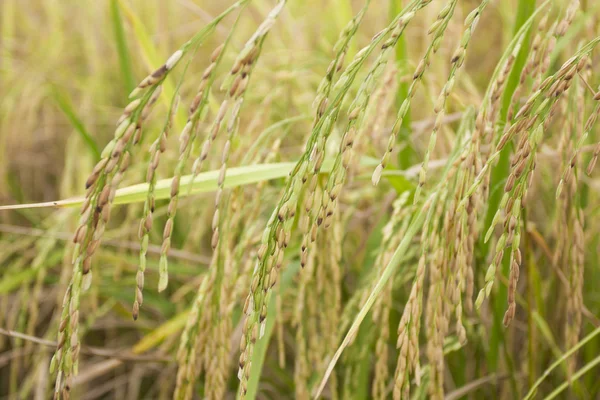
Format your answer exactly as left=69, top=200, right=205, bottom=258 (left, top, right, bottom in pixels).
left=1, top=0, right=600, bottom=399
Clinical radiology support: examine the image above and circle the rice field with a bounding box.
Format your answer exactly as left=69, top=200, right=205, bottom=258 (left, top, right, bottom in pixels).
left=1, top=0, right=600, bottom=399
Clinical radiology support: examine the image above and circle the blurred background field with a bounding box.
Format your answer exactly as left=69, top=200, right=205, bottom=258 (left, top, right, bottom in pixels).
left=1, top=0, right=600, bottom=399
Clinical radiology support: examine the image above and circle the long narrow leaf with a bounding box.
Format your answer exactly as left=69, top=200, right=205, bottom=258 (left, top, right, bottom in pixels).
left=0, top=158, right=380, bottom=211
left=50, top=85, right=100, bottom=161
left=110, top=0, right=136, bottom=93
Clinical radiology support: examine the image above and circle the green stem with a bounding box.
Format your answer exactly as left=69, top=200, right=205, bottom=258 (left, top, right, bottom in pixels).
left=525, top=217, right=536, bottom=388
left=523, top=307, right=600, bottom=397
left=241, top=262, right=300, bottom=400
left=110, top=0, right=135, bottom=94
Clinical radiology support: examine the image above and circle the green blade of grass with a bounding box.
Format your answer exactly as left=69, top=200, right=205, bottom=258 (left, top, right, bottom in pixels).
left=0, top=158, right=379, bottom=211
left=0, top=162, right=299, bottom=210
left=0, top=251, right=63, bottom=294
left=116, top=0, right=185, bottom=130
left=132, top=311, right=190, bottom=354
left=542, top=354, right=600, bottom=400
left=50, top=85, right=101, bottom=161
left=110, top=0, right=136, bottom=94
left=524, top=326, right=600, bottom=400
left=242, top=115, right=312, bottom=164
left=241, top=262, right=300, bottom=400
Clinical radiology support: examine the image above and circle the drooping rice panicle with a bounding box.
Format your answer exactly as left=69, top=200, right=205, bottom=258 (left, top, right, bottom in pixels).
left=158, top=16, right=239, bottom=294
left=52, top=82, right=161, bottom=397
left=293, top=244, right=317, bottom=399
left=507, top=10, right=551, bottom=122
left=173, top=3, right=287, bottom=399
left=50, top=4, right=248, bottom=396
left=201, top=3, right=287, bottom=393
left=134, top=93, right=178, bottom=319
left=554, top=68, right=587, bottom=376
left=391, top=111, right=475, bottom=400
left=320, top=2, right=424, bottom=227
left=211, top=0, right=284, bottom=252
left=299, top=1, right=372, bottom=265
left=414, top=0, right=490, bottom=202
left=372, top=193, right=411, bottom=400
left=372, top=0, right=458, bottom=187
left=237, top=2, right=434, bottom=396
left=473, top=39, right=600, bottom=310
left=558, top=94, right=600, bottom=194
